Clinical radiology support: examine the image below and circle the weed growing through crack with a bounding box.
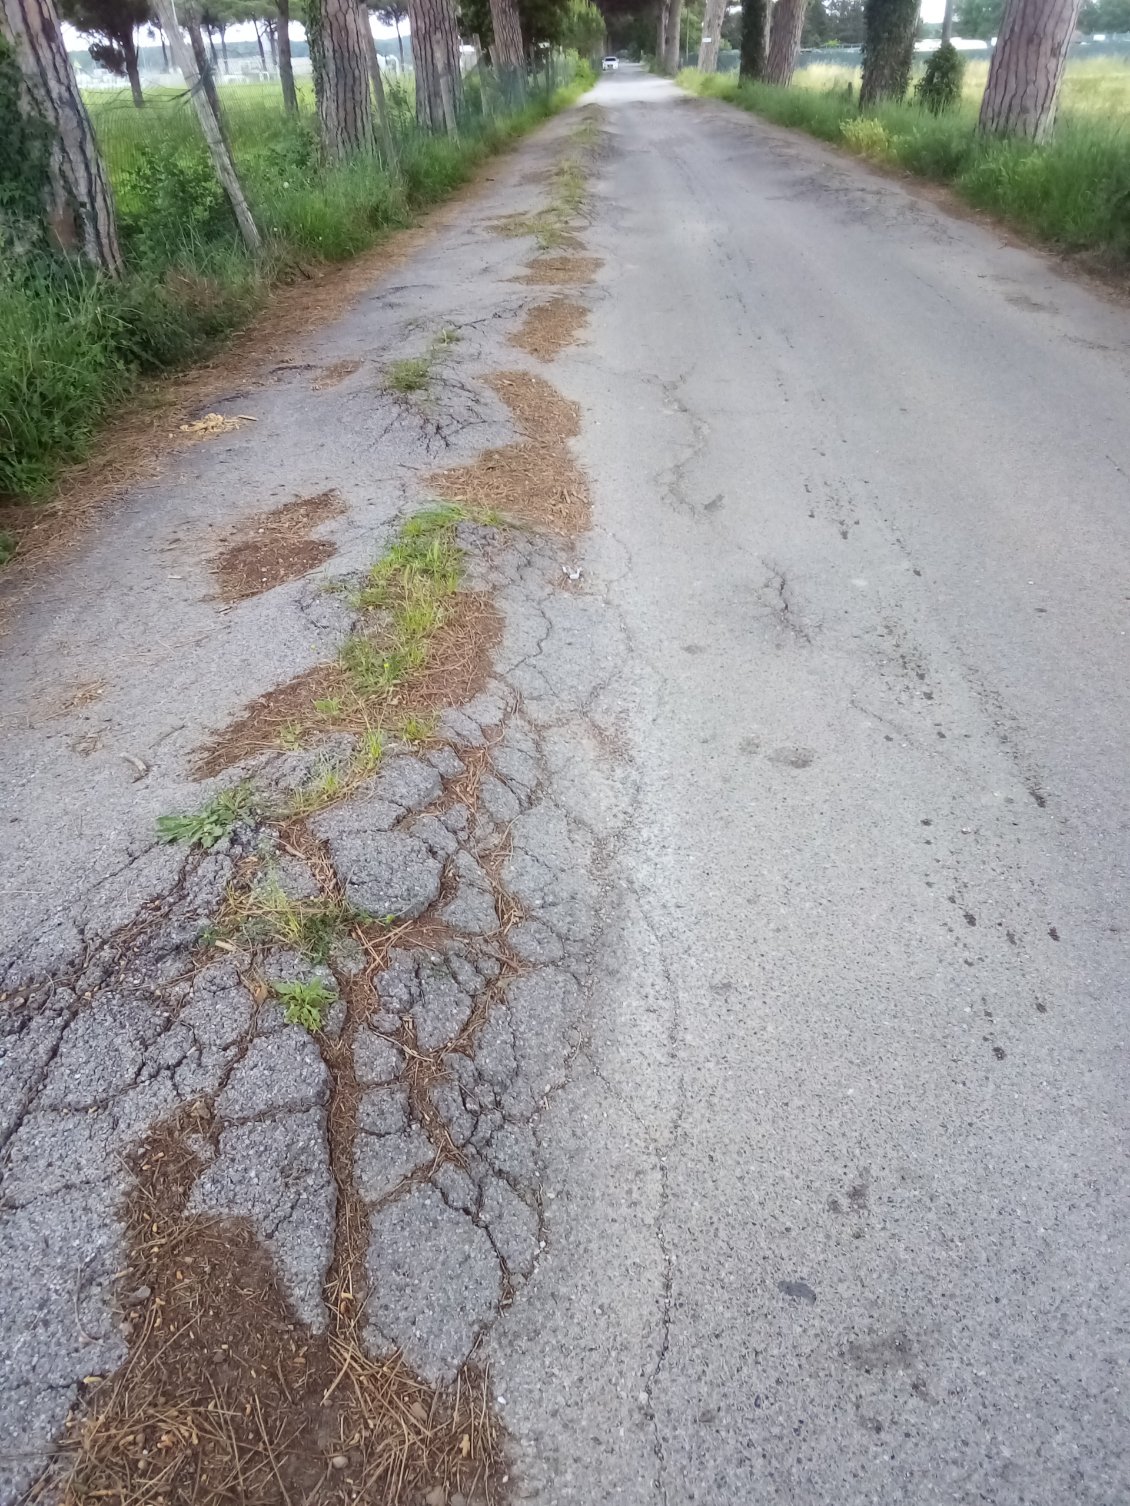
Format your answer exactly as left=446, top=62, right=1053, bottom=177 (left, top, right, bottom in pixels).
left=225, top=876, right=364, bottom=961
left=383, top=326, right=462, bottom=398
left=399, top=712, right=437, bottom=744
left=385, top=356, right=432, bottom=394
left=271, top=976, right=335, bottom=1030
left=156, top=782, right=254, bottom=849
left=278, top=733, right=385, bottom=820
left=344, top=505, right=464, bottom=694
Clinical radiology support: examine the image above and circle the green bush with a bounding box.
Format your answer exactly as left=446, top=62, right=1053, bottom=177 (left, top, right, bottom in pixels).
left=117, top=145, right=233, bottom=265
left=914, top=42, right=965, bottom=115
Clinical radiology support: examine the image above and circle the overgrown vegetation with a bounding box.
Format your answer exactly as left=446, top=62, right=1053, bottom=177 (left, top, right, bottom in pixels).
left=0, top=64, right=594, bottom=511
left=680, top=61, right=1130, bottom=263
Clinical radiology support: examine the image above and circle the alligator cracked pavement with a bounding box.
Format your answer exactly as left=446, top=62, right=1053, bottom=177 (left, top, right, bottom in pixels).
left=3, top=64, right=1130, bottom=1506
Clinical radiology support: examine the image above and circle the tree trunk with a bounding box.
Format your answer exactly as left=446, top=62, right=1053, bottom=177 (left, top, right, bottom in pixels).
left=150, top=0, right=261, bottom=251
left=306, top=0, right=374, bottom=156
left=698, top=0, right=727, bottom=71
left=206, top=25, right=216, bottom=64
left=488, top=0, right=524, bottom=100
left=859, top=0, right=918, bottom=104
left=158, top=23, right=168, bottom=68
left=978, top=0, right=1080, bottom=139
left=0, top=0, right=123, bottom=271
left=183, top=3, right=223, bottom=121
left=394, top=14, right=403, bottom=64
left=765, top=0, right=807, bottom=83
left=739, top=0, right=769, bottom=79
left=123, top=24, right=144, bottom=103
left=656, top=0, right=669, bottom=64
left=253, top=21, right=265, bottom=69
left=405, top=0, right=462, bottom=131
left=941, top=0, right=954, bottom=43
left=663, top=0, right=683, bottom=69
left=266, top=17, right=277, bottom=64
left=276, top=0, right=296, bottom=110
left=359, top=0, right=398, bottom=161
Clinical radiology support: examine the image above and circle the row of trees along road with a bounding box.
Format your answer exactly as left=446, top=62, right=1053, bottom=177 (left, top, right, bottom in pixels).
left=0, top=0, right=589, bottom=273
left=713, top=0, right=1089, bottom=138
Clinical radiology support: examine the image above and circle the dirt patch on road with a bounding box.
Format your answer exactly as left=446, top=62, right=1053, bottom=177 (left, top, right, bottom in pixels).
left=430, top=371, right=588, bottom=535
left=212, top=490, right=346, bottom=602
left=484, top=370, right=580, bottom=440
left=509, top=299, right=589, bottom=360
left=196, top=591, right=502, bottom=779
left=517, top=255, right=602, bottom=286
left=313, top=359, right=364, bottom=390
left=52, top=1108, right=503, bottom=1506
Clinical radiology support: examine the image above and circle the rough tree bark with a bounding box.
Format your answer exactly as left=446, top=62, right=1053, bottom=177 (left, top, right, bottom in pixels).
left=306, top=0, right=373, bottom=156
left=276, top=0, right=296, bottom=110
left=656, top=0, right=669, bottom=65
left=0, top=0, right=123, bottom=271
left=698, top=0, right=727, bottom=71
left=488, top=0, right=524, bottom=99
left=859, top=0, right=918, bottom=104
left=766, top=0, right=808, bottom=84
left=405, top=0, right=462, bottom=131
left=358, top=0, right=397, bottom=161
left=739, top=0, right=769, bottom=79
left=978, top=0, right=1081, bottom=140
left=663, top=0, right=683, bottom=70
left=150, top=0, right=261, bottom=250
left=120, top=26, right=144, bottom=103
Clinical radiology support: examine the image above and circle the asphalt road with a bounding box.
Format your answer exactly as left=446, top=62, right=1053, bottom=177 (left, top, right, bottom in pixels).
left=2, top=67, right=1128, bottom=1506
left=491, top=70, right=1130, bottom=1505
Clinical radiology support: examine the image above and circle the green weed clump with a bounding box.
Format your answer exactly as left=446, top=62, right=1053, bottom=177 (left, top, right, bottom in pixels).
left=679, top=63, right=1130, bottom=263
left=271, top=976, right=336, bottom=1030
left=0, top=62, right=594, bottom=513
left=157, top=782, right=255, bottom=849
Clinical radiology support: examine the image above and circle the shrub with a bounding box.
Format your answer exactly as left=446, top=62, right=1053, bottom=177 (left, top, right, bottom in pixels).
left=840, top=116, right=893, bottom=158
left=914, top=42, right=965, bottom=115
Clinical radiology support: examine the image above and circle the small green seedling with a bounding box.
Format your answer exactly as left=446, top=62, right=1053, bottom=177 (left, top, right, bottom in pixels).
left=157, top=783, right=254, bottom=849
left=271, top=977, right=335, bottom=1031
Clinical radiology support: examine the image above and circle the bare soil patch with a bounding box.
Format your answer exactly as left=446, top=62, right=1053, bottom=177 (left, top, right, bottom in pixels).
left=212, top=490, right=346, bottom=602
left=196, top=592, right=502, bottom=778
left=517, top=255, right=602, bottom=286
left=49, top=1108, right=503, bottom=1506
left=429, top=370, right=589, bottom=535
left=484, top=370, right=580, bottom=441
left=431, top=442, right=589, bottom=536
left=508, top=299, right=589, bottom=360
left=313, top=359, right=364, bottom=390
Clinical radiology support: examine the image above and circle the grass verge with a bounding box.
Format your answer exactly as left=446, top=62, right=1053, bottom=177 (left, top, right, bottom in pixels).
left=1, top=64, right=595, bottom=521
left=679, top=68, right=1130, bottom=266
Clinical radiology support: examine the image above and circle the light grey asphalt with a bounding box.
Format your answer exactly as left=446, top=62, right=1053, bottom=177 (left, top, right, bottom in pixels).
left=491, top=70, right=1130, bottom=1505
left=2, top=68, right=1129, bottom=1506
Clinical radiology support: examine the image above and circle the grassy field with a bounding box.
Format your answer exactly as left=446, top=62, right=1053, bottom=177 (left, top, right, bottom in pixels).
left=680, top=57, right=1130, bottom=263
left=0, top=62, right=591, bottom=517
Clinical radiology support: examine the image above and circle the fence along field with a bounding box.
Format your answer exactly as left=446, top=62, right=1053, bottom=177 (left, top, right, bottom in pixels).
left=0, top=54, right=589, bottom=527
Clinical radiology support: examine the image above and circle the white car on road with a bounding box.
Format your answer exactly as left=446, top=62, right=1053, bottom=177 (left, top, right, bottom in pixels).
left=602, top=56, right=619, bottom=71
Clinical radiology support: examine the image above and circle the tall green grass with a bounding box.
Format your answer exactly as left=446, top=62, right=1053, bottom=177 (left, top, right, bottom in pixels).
left=680, top=62, right=1130, bottom=261
left=0, top=63, right=593, bottom=506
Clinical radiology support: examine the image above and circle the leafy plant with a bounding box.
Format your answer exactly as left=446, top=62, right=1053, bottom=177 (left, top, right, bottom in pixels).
left=385, top=355, right=433, bottom=394
left=271, top=976, right=335, bottom=1030
left=117, top=146, right=230, bottom=266
left=156, top=783, right=254, bottom=849
left=840, top=115, right=893, bottom=157
left=915, top=42, right=965, bottom=115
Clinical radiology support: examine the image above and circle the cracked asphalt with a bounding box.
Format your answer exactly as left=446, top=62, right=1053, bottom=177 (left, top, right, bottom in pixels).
left=1, top=65, right=1129, bottom=1506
